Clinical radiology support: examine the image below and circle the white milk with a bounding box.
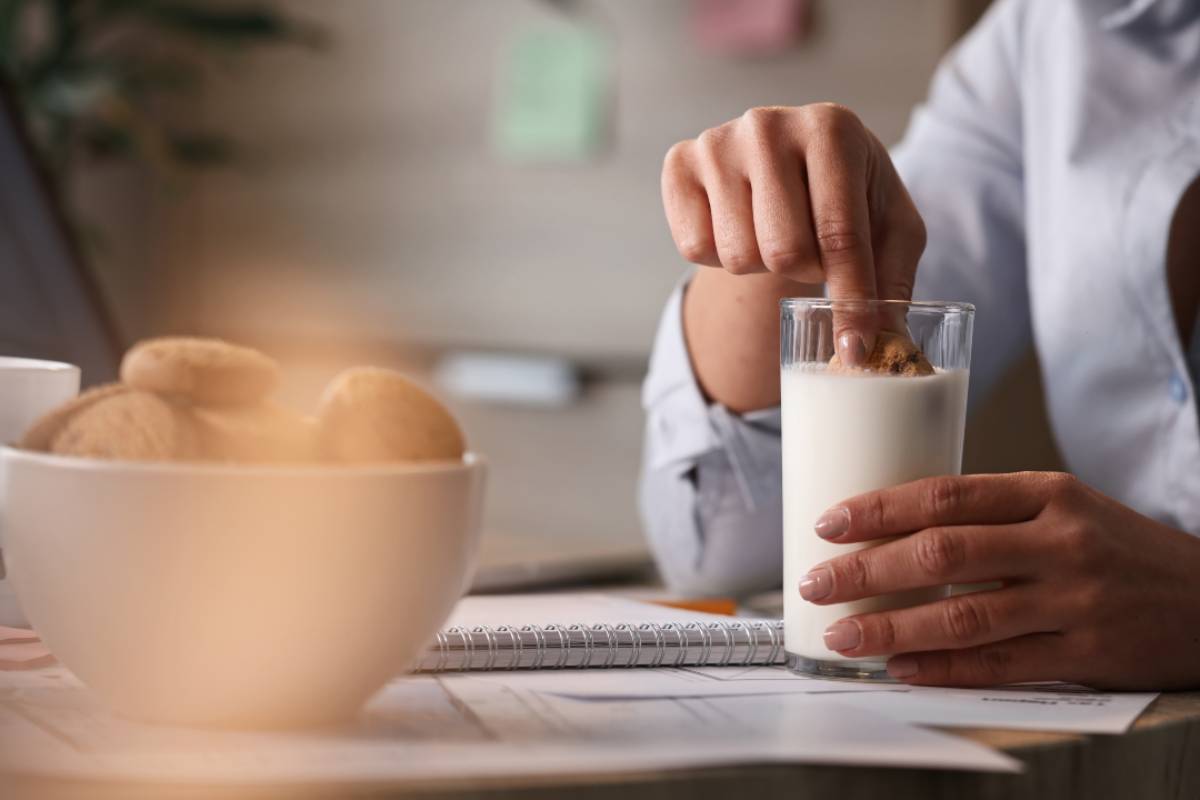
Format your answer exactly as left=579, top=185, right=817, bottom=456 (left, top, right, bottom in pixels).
left=781, top=365, right=969, bottom=667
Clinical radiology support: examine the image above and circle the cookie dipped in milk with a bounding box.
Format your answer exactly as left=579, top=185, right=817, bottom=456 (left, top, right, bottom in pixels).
left=779, top=298, right=974, bottom=680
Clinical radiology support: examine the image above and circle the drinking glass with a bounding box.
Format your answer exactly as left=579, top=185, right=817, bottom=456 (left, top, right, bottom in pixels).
left=780, top=298, right=974, bottom=680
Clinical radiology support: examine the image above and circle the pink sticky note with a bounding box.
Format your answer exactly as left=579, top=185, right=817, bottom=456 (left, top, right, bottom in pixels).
left=691, top=0, right=810, bottom=56
left=0, top=642, right=55, bottom=671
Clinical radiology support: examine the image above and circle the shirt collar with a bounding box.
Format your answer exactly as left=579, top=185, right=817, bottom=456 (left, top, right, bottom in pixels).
left=1099, top=0, right=1162, bottom=29
left=1089, top=0, right=1198, bottom=30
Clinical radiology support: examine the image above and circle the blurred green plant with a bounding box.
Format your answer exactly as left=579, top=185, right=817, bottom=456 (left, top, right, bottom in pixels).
left=0, top=0, right=325, bottom=186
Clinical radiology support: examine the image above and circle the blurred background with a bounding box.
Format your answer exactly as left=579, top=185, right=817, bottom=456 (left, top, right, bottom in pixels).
left=3, top=0, right=1061, bottom=588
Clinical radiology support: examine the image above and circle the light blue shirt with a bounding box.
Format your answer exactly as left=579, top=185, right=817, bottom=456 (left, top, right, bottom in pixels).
left=639, top=0, right=1200, bottom=596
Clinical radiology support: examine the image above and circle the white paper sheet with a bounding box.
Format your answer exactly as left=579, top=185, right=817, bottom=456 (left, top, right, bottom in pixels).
left=0, top=666, right=1018, bottom=783
left=442, top=674, right=1019, bottom=772
left=458, top=665, right=1157, bottom=734
left=832, top=683, right=1159, bottom=734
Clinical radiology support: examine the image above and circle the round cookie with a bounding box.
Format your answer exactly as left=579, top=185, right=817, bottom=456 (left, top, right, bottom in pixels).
left=47, top=391, right=200, bottom=462
left=829, top=331, right=935, bottom=376
left=316, top=367, right=465, bottom=463
left=18, top=383, right=129, bottom=452
left=120, top=337, right=281, bottom=406
left=193, top=402, right=317, bottom=463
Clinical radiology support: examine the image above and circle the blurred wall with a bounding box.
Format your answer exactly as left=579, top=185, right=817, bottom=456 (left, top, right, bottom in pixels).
left=80, top=0, right=1060, bottom=569
left=149, top=0, right=960, bottom=354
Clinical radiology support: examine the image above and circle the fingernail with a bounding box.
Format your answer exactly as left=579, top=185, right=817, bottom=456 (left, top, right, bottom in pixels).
left=887, top=656, right=919, bottom=679
left=823, top=620, right=861, bottom=652
left=837, top=332, right=869, bottom=367
left=814, top=507, right=850, bottom=539
left=799, top=568, right=832, bottom=602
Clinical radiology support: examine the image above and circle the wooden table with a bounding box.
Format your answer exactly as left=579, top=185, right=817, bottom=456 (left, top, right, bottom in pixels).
left=3, top=691, right=1198, bottom=800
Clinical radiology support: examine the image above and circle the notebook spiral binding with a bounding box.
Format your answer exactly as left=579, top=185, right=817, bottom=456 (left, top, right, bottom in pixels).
left=415, top=619, right=787, bottom=673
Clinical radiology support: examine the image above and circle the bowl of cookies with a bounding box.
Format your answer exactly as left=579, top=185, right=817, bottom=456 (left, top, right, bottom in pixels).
left=0, top=338, right=484, bottom=728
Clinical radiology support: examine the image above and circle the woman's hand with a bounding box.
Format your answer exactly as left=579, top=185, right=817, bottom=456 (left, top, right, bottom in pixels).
left=662, top=103, right=926, bottom=364
left=800, top=472, right=1200, bottom=690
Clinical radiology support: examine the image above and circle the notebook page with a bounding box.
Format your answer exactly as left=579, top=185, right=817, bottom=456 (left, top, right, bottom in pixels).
left=445, top=594, right=738, bottom=629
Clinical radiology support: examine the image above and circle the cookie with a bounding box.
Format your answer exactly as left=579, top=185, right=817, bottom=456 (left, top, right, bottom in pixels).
left=120, top=337, right=281, bottom=406
left=18, top=383, right=130, bottom=451
left=193, top=402, right=318, bottom=463
left=829, top=331, right=935, bottom=377
left=46, top=391, right=200, bottom=461
left=316, top=367, right=465, bottom=463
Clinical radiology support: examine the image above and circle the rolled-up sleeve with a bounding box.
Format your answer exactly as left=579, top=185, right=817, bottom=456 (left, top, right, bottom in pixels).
left=638, top=278, right=783, bottom=597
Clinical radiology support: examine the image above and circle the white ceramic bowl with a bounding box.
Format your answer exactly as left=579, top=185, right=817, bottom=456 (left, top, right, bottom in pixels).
left=0, top=447, right=485, bottom=728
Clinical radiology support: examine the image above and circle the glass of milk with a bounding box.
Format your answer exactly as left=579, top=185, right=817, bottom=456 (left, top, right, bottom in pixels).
left=780, top=298, right=973, bottom=680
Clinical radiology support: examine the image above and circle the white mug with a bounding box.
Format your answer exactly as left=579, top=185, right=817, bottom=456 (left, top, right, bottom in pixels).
left=0, top=357, right=81, bottom=627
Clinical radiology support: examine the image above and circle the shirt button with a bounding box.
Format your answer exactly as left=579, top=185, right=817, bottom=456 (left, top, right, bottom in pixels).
left=1169, top=371, right=1188, bottom=404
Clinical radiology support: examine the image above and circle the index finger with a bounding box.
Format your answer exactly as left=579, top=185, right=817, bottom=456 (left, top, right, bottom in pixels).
left=804, top=119, right=878, bottom=365
left=814, top=472, right=1059, bottom=543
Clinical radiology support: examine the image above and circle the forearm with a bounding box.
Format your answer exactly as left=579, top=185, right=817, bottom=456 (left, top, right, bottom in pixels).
left=640, top=282, right=786, bottom=596
left=682, top=269, right=821, bottom=414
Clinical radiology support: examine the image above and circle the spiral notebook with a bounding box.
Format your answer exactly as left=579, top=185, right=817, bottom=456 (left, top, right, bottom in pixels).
left=413, top=594, right=785, bottom=673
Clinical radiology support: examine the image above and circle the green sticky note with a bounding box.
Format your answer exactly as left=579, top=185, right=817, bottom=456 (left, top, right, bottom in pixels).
left=495, top=25, right=609, bottom=162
